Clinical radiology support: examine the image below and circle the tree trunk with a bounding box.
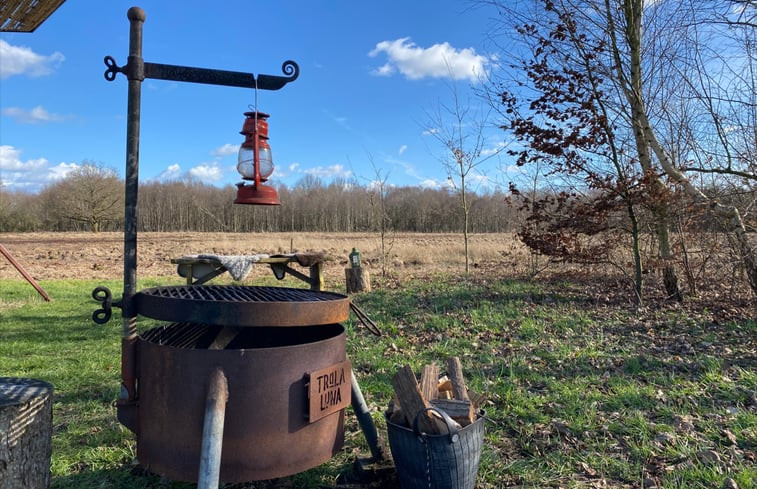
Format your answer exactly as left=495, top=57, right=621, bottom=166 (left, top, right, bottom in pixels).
left=345, top=267, right=371, bottom=293
left=615, top=0, right=683, bottom=301
left=628, top=202, right=644, bottom=304
left=656, top=218, right=683, bottom=302
left=0, top=378, right=53, bottom=489
left=461, top=174, right=470, bottom=274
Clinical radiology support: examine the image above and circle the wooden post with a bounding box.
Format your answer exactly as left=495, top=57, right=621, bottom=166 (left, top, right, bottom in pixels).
left=345, top=267, right=371, bottom=293
left=197, top=368, right=228, bottom=489
left=309, top=261, right=324, bottom=291
left=0, top=378, right=54, bottom=489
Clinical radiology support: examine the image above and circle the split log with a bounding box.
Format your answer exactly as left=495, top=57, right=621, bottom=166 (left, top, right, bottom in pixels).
left=429, top=398, right=472, bottom=427
left=390, top=365, right=444, bottom=434
left=0, top=378, right=53, bottom=489
left=439, top=389, right=453, bottom=400
left=345, top=267, right=371, bottom=293
left=419, top=364, right=439, bottom=402
left=438, top=376, right=452, bottom=399
left=444, top=357, right=475, bottom=425
left=445, top=357, right=470, bottom=402
left=207, top=327, right=240, bottom=350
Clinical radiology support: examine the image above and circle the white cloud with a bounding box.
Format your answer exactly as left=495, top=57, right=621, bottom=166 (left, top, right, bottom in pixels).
left=304, top=164, right=352, bottom=179
left=419, top=178, right=443, bottom=189
left=157, top=163, right=182, bottom=181
left=398, top=144, right=408, bottom=156
left=369, top=37, right=489, bottom=82
left=0, top=145, right=77, bottom=190
left=47, top=162, right=79, bottom=181
left=188, top=163, right=223, bottom=182
left=271, top=162, right=300, bottom=179
left=423, top=128, right=440, bottom=136
left=211, top=143, right=239, bottom=157
left=0, top=145, right=45, bottom=171
left=2, top=105, right=66, bottom=124
left=0, top=40, right=64, bottom=79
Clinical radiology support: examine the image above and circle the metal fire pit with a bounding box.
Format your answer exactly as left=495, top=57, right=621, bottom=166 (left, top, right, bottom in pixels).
left=123, top=287, right=354, bottom=482
left=136, top=322, right=349, bottom=482
left=134, top=285, right=350, bottom=326
left=95, top=7, right=384, bottom=488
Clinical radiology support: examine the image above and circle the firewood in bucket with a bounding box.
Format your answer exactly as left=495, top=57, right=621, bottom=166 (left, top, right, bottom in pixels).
left=391, top=365, right=446, bottom=434
left=419, top=363, right=439, bottom=401
left=444, top=356, right=476, bottom=425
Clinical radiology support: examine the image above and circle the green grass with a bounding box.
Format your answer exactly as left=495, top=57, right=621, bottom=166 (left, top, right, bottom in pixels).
left=1, top=275, right=755, bottom=488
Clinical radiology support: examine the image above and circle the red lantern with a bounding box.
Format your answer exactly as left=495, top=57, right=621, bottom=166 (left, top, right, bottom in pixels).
left=234, top=111, right=280, bottom=205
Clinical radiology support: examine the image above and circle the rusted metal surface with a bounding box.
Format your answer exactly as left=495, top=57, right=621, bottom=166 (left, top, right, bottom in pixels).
left=136, top=323, right=347, bottom=482
left=134, top=285, right=350, bottom=327
left=307, top=360, right=352, bottom=423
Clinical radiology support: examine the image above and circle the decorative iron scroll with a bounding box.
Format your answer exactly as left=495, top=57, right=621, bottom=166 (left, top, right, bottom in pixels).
left=104, top=56, right=299, bottom=91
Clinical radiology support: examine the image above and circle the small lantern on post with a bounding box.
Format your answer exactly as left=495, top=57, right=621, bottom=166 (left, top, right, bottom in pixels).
left=234, top=111, right=280, bottom=205
left=349, top=248, right=362, bottom=268
left=345, top=248, right=370, bottom=294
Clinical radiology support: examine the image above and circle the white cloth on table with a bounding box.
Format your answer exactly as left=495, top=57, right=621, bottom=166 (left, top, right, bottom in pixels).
left=178, top=254, right=270, bottom=281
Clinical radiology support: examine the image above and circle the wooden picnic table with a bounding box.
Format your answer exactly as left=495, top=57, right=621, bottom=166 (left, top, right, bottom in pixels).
left=171, top=253, right=325, bottom=290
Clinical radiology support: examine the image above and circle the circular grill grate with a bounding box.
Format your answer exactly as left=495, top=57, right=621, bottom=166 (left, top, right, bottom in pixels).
left=134, top=285, right=350, bottom=327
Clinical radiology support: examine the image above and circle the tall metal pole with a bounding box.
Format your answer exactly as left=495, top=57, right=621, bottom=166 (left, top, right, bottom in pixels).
left=120, top=6, right=145, bottom=409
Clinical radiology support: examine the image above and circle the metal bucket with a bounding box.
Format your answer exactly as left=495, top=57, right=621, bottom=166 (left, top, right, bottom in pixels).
left=135, top=322, right=347, bottom=483
left=386, top=407, right=485, bottom=489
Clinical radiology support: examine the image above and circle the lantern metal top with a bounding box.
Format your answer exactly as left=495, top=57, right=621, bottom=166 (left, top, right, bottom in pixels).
left=1, top=0, right=65, bottom=32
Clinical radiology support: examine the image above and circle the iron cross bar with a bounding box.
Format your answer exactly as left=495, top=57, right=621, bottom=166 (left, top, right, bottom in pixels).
left=104, top=55, right=299, bottom=90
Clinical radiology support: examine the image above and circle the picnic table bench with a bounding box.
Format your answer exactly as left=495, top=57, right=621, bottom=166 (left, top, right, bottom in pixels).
left=171, top=253, right=325, bottom=290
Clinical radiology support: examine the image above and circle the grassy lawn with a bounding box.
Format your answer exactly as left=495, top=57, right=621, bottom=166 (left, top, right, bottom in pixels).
left=0, top=275, right=754, bottom=488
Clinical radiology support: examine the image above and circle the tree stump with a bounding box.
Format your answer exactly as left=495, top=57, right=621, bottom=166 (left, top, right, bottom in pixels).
left=0, top=378, right=54, bottom=489
left=345, top=267, right=371, bottom=293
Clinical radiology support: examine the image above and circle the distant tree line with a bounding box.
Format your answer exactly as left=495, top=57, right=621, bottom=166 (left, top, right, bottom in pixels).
left=1, top=161, right=753, bottom=301
left=0, top=168, right=518, bottom=234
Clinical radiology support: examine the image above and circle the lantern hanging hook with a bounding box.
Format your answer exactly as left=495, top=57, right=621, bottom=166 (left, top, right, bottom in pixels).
left=248, top=76, right=260, bottom=124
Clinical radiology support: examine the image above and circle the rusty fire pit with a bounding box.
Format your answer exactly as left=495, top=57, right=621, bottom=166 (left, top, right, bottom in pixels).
left=136, top=322, right=350, bottom=482
left=97, top=286, right=357, bottom=483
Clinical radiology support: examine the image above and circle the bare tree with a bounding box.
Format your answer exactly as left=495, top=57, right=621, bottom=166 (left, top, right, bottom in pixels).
left=607, top=0, right=757, bottom=295
left=42, top=161, right=123, bottom=233
left=484, top=0, right=756, bottom=298
left=485, top=0, right=649, bottom=300
left=366, top=155, right=394, bottom=276
left=425, top=81, right=502, bottom=273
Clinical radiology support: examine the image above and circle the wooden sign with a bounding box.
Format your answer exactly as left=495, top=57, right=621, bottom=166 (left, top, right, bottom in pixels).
left=308, top=360, right=351, bottom=422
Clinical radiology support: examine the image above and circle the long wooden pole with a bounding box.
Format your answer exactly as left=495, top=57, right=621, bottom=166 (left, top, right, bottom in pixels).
left=0, top=243, right=51, bottom=302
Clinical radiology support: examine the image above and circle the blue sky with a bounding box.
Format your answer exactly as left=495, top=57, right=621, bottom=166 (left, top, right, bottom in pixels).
left=1, top=1, right=512, bottom=194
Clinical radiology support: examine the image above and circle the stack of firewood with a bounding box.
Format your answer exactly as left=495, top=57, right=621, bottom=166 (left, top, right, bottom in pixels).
left=387, top=357, right=485, bottom=433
